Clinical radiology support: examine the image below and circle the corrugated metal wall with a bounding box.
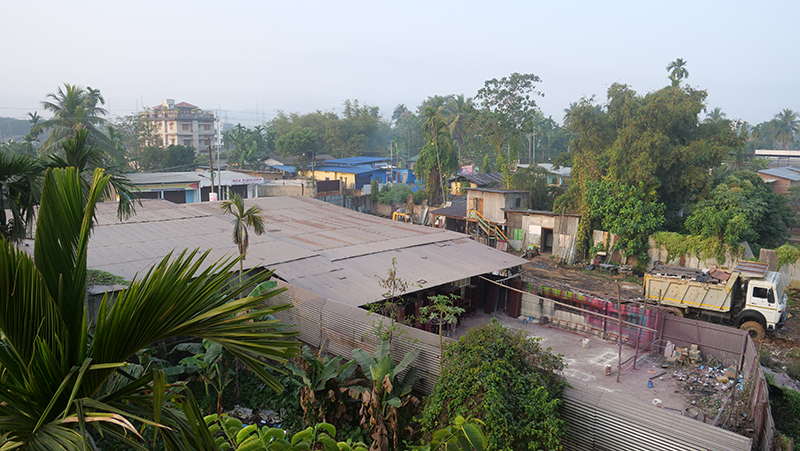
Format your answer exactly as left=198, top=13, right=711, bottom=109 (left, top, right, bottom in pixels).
left=269, top=281, right=450, bottom=394
left=658, top=315, right=744, bottom=367
left=560, top=381, right=752, bottom=451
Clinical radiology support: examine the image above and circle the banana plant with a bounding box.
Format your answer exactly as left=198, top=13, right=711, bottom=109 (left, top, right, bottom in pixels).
left=204, top=414, right=368, bottom=451
left=420, top=416, right=487, bottom=451
left=350, top=340, right=419, bottom=451
left=286, top=346, right=358, bottom=426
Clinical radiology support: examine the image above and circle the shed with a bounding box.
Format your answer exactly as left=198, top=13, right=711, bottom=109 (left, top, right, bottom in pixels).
left=504, top=209, right=581, bottom=262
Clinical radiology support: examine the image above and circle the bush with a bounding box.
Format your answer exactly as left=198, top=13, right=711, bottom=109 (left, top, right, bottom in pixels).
left=413, top=189, right=428, bottom=205
left=377, top=184, right=413, bottom=204
left=420, top=319, right=566, bottom=451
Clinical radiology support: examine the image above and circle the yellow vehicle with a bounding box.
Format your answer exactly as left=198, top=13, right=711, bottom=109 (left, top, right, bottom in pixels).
left=392, top=211, right=411, bottom=223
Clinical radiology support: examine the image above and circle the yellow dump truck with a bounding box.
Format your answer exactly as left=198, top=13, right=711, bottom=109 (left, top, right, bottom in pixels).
left=643, top=261, right=787, bottom=340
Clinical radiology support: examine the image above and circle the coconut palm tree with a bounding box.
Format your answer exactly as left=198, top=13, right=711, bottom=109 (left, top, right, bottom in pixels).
left=33, top=83, right=113, bottom=155
left=771, top=109, right=800, bottom=149
left=221, top=193, right=266, bottom=287
left=45, top=128, right=139, bottom=221
left=705, top=107, right=727, bottom=124
left=0, top=162, right=300, bottom=450
left=444, top=95, right=474, bottom=165
left=666, top=58, right=689, bottom=86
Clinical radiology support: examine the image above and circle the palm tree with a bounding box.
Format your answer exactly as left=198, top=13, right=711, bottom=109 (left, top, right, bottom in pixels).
left=0, top=152, right=41, bottom=242
left=666, top=58, right=689, bottom=86
left=444, top=95, right=474, bottom=165
left=33, top=83, right=113, bottom=155
left=705, top=107, right=727, bottom=124
left=0, top=163, right=300, bottom=450
left=771, top=109, right=800, bottom=149
left=221, top=193, right=266, bottom=287
left=45, top=128, right=139, bottom=221
left=562, top=102, right=579, bottom=128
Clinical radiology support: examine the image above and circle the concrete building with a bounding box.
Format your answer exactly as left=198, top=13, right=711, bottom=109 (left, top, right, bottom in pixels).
left=757, top=166, right=800, bottom=194
left=465, top=187, right=528, bottom=224
left=449, top=172, right=503, bottom=195
left=126, top=170, right=263, bottom=203
left=140, top=99, right=217, bottom=153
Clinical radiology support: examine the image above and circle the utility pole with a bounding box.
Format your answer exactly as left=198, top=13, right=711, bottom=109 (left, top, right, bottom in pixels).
left=207, top=148, right=215, bottom=199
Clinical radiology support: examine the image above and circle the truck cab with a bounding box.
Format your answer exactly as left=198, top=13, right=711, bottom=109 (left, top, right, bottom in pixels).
left=742, top=270, right=788, bottom=331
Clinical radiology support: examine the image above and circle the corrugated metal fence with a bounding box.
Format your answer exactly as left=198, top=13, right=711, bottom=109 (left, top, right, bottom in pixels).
left=560, top=381, right=753, bottom=451
left=268, top=281, right=449, bottom=394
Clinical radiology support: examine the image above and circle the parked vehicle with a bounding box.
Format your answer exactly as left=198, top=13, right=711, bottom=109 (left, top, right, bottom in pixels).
left=643, top=261, right=787, bottom=340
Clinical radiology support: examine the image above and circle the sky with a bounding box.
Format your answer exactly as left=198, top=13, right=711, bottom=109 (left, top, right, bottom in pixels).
left=1, top=0, right=797, bottom=127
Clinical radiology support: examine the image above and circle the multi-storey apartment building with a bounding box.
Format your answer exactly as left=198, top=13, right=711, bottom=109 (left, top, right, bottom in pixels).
left=140, top=99, right=217, bottom=153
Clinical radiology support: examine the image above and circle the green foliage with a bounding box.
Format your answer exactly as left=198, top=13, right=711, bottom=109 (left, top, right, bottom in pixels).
left=0, top=164, right=300, bottom=450
left=412, top=416, right=487, bottom=451
left=413, top=189, right=428, bottom=205
left=511, top=165, right=561, bottom=211
left=420, top=294, right=464, bottom=372
left=223, top=124, right=274, bottom=170
left=585, top=179, right=664, bottom=270
left=137, top=144, right=198, bottom=171
left=274, top=126, right=320, bottom=172
left=481, top=155, right=492, bottom=174
left=376, top=184, right=413, bottom=204
left=652, top=231, right=730, bottom=263
left=350, top=340, right=420, bottom=451
left=777, top=243, right=800, bottom=268
left=556, top=75, right=746, bottom=258
left=475, top=73, right=543, bottom=189
left=268, top=100, right=391, bottom=159
left=0, top=152, right=41, bottom=242
left=421, top=319, right=566, bottom=451
left=286, top=346, right=358, bottom=427
left=370, top=180, right=380, bottom=201
left=415, top=108, right=458, bottom=206
left=685, top=170, right=794, bottom=249
left=86, top=269, right=129, bottom=286
left=766, top=379, right=800, bottom=443
left=205, top=415, right=369, bottom=451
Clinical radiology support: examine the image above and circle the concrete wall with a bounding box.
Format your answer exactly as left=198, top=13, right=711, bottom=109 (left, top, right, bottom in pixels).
left=645, top=237, right=751, bottom=270
left=258, top=180, right=314, bottom=197
left=466, top=191, right=523, bottom=223
left=507, top=213, right=579, bottom=262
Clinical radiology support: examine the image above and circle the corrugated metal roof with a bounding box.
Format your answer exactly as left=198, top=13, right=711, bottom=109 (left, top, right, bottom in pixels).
left=758, top=167, right=800, bottom=181
left=315, top=166, right=376, bottom=175
left=88, top=197, right=525, bottom=306
left=429, top=197, right=468, bottom=219
left=325, top=157, right=389, bottom=165
left=465, top=187, right=528, bottom=194
left=455, top=172, right=503, bottom=186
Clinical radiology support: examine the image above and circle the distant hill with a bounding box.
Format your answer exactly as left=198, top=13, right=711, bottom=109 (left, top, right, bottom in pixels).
left=0, top=117, right=32, bottom=142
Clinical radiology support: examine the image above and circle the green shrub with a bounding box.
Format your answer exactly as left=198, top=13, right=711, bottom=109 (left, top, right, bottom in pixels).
left=420, top=319, right=566, bottom=451
left=777, top=243, right=800, bottom=269
left=377, top=184, right=413, bottom=204
left=413, top=189, right=428, bottom=204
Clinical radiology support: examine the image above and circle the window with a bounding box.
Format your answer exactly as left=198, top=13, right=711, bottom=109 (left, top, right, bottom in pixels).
left=157, top=123, right=162, bottom=130
left=182, top=124, right=191, bottom=131
left=203, top=124, right=211, bottom=131
left=752, top=287, right=768, bottom=299
left=168, top=123, right=174, bottom=131
left=170, top=139, right=175, bottom=145
left=183, top=139, right=193, bottom=146
left=515, top=197, right=521, bottom=208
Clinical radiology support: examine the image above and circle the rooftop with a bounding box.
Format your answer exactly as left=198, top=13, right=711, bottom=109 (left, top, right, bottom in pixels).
left=465, top=187, right=529, bottom=194
left=758, top=167, right=800, bottom=181
left=325, top=157, right=389, bottom=166
left=314, top=165, right=377, bottom=175
left=455, top=172, right=503, bottom=186
left=87, top=196, right=525, bottom=308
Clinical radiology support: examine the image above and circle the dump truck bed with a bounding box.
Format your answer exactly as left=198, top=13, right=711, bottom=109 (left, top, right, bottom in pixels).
left=644, top=264, right=738, bottom=312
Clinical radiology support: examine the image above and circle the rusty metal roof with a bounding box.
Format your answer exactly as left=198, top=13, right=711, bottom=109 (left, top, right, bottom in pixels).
left=88, top=196, right=525, bottom=307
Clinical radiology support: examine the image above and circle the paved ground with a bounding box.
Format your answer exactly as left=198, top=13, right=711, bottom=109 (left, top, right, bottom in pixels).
left=454, top=311, right=691, bottom=415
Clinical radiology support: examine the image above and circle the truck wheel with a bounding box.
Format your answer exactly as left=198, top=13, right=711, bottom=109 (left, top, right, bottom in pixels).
left=740, top=321, right=765, bottom=341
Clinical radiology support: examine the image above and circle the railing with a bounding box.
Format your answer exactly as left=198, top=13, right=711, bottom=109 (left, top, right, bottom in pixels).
left=466, top=209, right=510, bottom=243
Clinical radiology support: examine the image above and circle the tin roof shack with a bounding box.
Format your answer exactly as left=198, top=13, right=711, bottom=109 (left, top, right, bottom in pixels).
left=505, top=210, right=580, bottom=262
left=449, top=172, right=503, bottom=195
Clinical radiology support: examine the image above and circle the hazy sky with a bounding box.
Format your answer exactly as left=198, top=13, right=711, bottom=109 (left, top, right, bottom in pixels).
left=1, top=0, right=797, bottom=127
